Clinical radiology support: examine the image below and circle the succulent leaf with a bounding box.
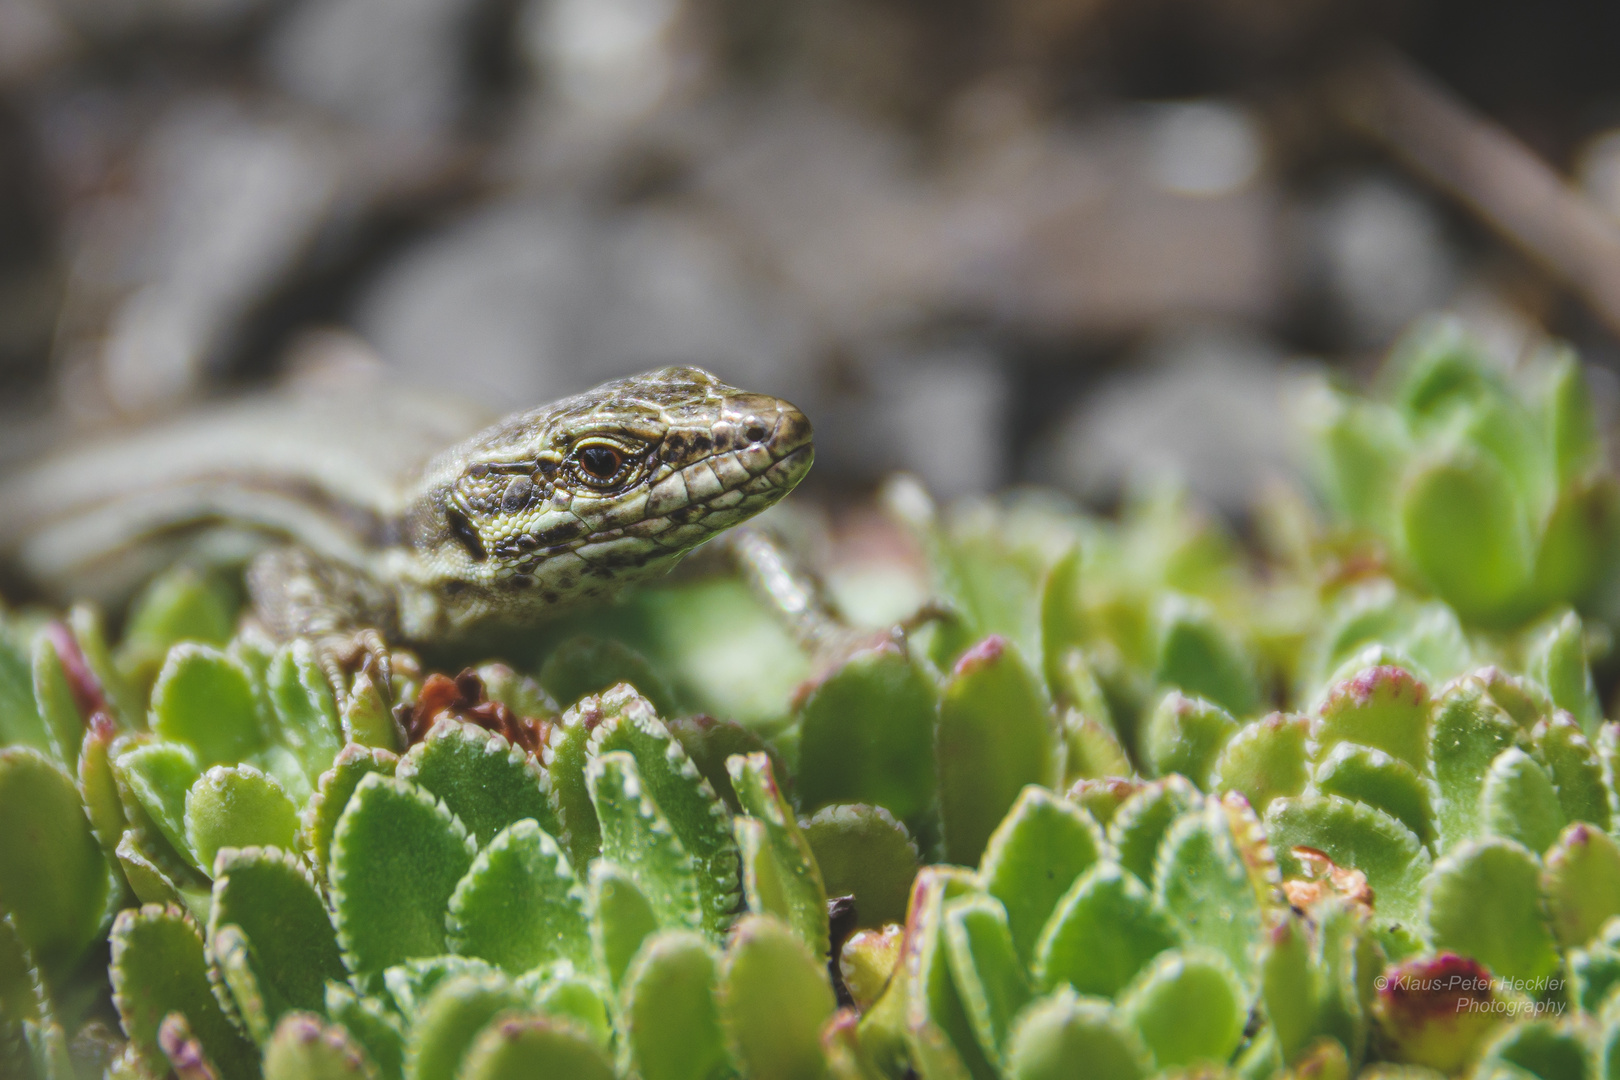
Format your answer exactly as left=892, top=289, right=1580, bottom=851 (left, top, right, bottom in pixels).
left=1116, top=948, right=1248, bottom=1070
left=1431, top=679, right=1522, bottom=849
left=210, top=922, right=273, bottom=1043
left=262, top=1012, right=380, bottom=1080
left=1542, top=824, right=1620, bottom=950
left=325, top=982, right=406, bottom=1080
left=1312, top=743, right=1436, bottom=847
left=586, top=750, right=704, bottom=935
left=1141, top=691, right=1238, bottom=787
left=116, top=829, right=206, bottom=916
left=729, top=751, right=828, bottom=955
left=395, top=720, right=556, bottom=848
left=1107, top=776, right=1202, bottom=887
left=523, top=964, right=611, bottom=1046
left=109, top=904, right=257, bottom=1078
left=795, top=641, right=939, bottom=822
left=33, top=632, right=85, bottom=772
left=115, top=740, right=203, bottom=867
left=1399, top=449, right=1532, bottom=625
left=444, top=818, right=592, bottom=975
left=623, top=929, right=735, bottom=1080
left=591, top=686, right=739, bottom=936
left=840, top=925, right=903, bottom=1013
left=304, top=745, right=397, bottom=880
left=184, top=765, right=300, bottom=872
left=1034, top=860, right=1180, bottom=998
left=340, top=671, right=397, bottom=752
left=1423, top=838, right=1559, bottom=982
left=116, top=568, right=237, bottom=691
left=1153, top=595, right=1259, bottom=719
left=664, top=714, right=779, bottom=815
left=539, top=635, right=677, bottom=715
left=1209, top=713, right=1310, bottom=813
left=901, top=867, right=997, bottom=1080
left=0, top=748, right=112, bottom=972
left=208, top=846, right=346, bottom=1029
left=803, top=803, right=920, bottom=928
left=457, top=1013, right=615, bottom=1080
left=264, top=642, right=343, bottom=787
left=328, top=773, right=476, bottom=979
left=1315, top=667, right=1431, bottom=775
left=1480, top=749, right=1566, bottom=856
left=149, top=645, right=264, bottom=768
left=719, top=914, right=837, bottom=1080
left=941, top=895, right=1030, bottom=1063
left=0, top=630, right=48, bottom=754
left=542, top=695, right=603, bottom=872
left=588, top=860, right=661, bottom=991
left=1532, top=714, right=1610, bottom=830
left=1154, top=801, right=1268, bottom=981
left=1002, top=988, right=1152, bottom=1080
left=403, top=970, right=527, bottom=1080
left=1061, top=710, right=1132, bottom=784
left=937, top=636, right=1058, bottom=867
left=1525, top=611, right=1601, bottom=734
left=1476, top=1018, right=1591, bottom=1080
left=978, top=785, right=1103, bottom=967
left=1268, top=795, right=1431, bottom=925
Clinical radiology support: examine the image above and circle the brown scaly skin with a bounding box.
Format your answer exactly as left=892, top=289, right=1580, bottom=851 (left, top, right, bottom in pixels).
left=247, top=366, right=814, bottom=645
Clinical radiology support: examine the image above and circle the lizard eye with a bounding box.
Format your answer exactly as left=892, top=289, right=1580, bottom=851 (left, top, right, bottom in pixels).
left=569, top=439, right=637, bottom=489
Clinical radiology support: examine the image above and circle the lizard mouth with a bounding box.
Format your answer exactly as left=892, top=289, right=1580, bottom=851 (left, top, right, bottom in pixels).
left=562, top=403, right=813, bottom=571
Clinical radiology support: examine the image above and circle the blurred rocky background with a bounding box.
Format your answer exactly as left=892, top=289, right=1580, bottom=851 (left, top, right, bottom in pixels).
left=4, top=0, right=1620, bottom=515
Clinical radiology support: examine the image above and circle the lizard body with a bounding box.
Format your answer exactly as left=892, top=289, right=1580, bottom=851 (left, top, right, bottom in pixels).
left=1, top=366, right=813, bottom=645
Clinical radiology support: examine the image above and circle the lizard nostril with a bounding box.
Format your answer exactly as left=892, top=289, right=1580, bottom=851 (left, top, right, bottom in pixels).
left=501, top=476, right=535, bottom=513
left=745, top=422, right=768, bottom=444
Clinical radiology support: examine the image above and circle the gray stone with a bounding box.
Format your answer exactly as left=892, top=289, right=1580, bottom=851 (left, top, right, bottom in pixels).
left=1034, top=323, right=1312, bottom=512
left=1298, top=173, right=1459, bottom=348
left=353, top=195, right=814, bottom=409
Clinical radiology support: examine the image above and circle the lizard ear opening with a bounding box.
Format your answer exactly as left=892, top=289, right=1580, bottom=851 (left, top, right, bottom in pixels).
left=445, top=506, right=488, bottom=562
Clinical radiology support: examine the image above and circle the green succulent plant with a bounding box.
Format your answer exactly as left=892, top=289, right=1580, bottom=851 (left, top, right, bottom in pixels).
left=827, top=645, right=1620, bottom=1080
left=9, top=318, right=1620, bottom=1080
left=1304, top=318, right=1620, bottom=629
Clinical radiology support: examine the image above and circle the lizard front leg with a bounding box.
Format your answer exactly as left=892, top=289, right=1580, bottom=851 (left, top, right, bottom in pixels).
left=245, top=545, right=404, bottom=707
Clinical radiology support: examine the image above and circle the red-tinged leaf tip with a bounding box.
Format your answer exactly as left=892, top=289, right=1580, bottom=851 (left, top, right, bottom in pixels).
left=89, top=711, right=118, bottom=741
left=158, top=1014, right=220, bottom=1080
left=1376, top=953, right=1494, bottom=1021
left=1260, top=712, right=1307, bottom=733
left=1331, top=665, right=1428, bottom=712
left=791, top=637, right=909, bottom=711
left=685, top=713, right=720, bottom=733
left=46, top=621, right=107, bottom=724
left=823, top=1008, right=859, bottom=1039
left=952, top=634, right=1008, bottom=677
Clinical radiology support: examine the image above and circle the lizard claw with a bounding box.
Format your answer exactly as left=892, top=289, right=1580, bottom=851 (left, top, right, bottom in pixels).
left=315, top=628, right=401, bottom=712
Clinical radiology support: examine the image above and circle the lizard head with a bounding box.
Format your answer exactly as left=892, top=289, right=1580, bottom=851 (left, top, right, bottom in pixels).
left=403, top=366, right=813, bottom=629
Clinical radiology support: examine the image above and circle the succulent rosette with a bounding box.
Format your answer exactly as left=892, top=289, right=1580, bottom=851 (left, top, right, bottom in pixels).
left=9, top=321, right=1620, bottom=1079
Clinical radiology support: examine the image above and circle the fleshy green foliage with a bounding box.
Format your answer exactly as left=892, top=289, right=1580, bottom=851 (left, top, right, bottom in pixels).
left=795, top=641, right=938, bottom=824
left=1305, top=320, right=1620, bottom=627
left=937, top=636, right=1058, bottom=866
left=14, top=320, right=1620, bottom=1080
left=720, top=915, right=837, bottom=1080
left=0, top=748, right=113, bottom=974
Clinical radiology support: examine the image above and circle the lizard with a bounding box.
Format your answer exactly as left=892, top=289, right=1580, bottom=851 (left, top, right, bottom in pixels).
left=0, top=365, right=814, bottom=690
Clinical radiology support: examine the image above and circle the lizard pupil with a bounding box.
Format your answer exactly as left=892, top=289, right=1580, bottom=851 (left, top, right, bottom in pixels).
left=579, top=445, right=623, bottom=482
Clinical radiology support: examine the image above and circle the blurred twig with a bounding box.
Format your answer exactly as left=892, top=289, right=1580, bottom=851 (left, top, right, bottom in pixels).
left=1334, top=47, right=1620, bottom=338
